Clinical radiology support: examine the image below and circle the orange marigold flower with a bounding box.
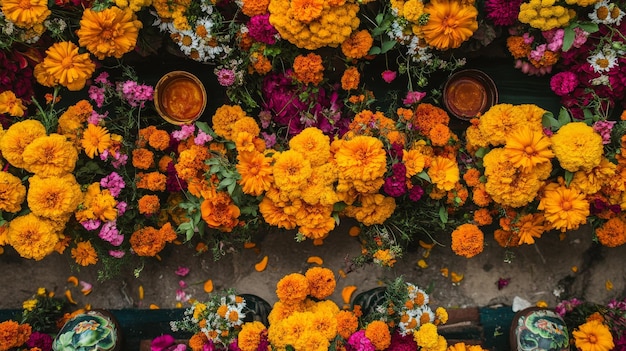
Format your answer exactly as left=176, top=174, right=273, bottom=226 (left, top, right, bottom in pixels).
left=71, top=241, right=98, bottom=266
left=148, top=129, right=171, bottom=151
left=250, top=52, right=273, bottom=75
left=595, top=217, right=626, bottom=248
left=572, top=320, right=614, bottom=351
left=471, top=183, right=492, bottom=207
left=473, top=208, right=493, bottom=226
left=506, top=36, right=531, bottom=59
left=200, top=190, right=241, bottom=232
left=35, top=41, right=95, bottom=91
left=130, top=223, right=177, bottom=257
left=0, top=91, right=26, bottom=117
left=341, top=66, right=360, bottom=91
left=0, top=171, right=27, bottom=213
left=494, top=228, right=521, bottom=248
left=275, top=273, right=309, bottom=304
left=291, top=0, right=324, bottom=23
left=0, top=0, right=50, bottom=28
left=0, top=320, right=31, bottom=350
left=538, top=183, right=590, bottom=232
left=427, top=156, right=459, bottom=191
left=138, top=194, right=160, bottom=216
left=336, top=310, right=359, bottom=339
left=81, top=124, right=112, bottom=159
left=158, top=155, right=173, bottom=173
left=463, top=168, right=482, bottom=187
left=429, top=123, right=451, bottom=146
left=292, top=53, right=324, bottom=86
left=516, top=213, right=546, bottom=245
left=212, top=104, right=248, bottom=140
left=132, top=148, right=155, bottom=170
left=422, top=0, right=478, bottom=50
left=258, top=196, right=298, bottom=230
left=241, top=0, right=270, bottom=16
left=305, top=266, right=336, bottom=300
left=451, top=223, right=484, bottom=258
left=77, top=6, right=142, bottom=60
left=341, top=29, right=374, bottom=60
left=365, top=320, right=391, bottom=350
left=136, top=172, right=167, bottom=192
left=237, top=321, right=266, bottom=351
left=413, top=103, right=450, bottom=136
left=273, top=150, right=312, bottom=194
left=188, top=332, right=208, bottom=351
left=236, top=151, right=273, bottom=196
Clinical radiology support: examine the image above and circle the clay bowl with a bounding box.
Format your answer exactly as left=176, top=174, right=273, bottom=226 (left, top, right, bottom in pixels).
left=154, top=71, right=207, bottom=125
left=443, top=69, right=498, bottom=121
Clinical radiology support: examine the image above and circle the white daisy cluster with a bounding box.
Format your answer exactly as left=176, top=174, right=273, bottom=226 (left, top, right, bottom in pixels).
left=170, top=290, right=247, bottom=348
left=588, top=0, right=625, bottom=25
left=396, top=283, right=435, bottom=335
left=151, top=0, right=238, bottom=64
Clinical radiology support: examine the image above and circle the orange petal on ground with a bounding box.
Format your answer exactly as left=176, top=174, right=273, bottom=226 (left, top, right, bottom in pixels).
left=149, top=304, right=160, bottom=309
left=254, top=256, right=268, bottom=272
left=342, top=286, right=357, bottom=304
left=348, top=226, right=361, bottom=237
left=244, top=242, right=256, bottom=249
left=204, top=279, right=213, bottom=293
left=307, top=256, right=323, bottom=265
left=65, top=290, right=77, bottom=305
left=67, top=276, right=79, bottom=287
left=138, top=285, right=144, bottom=300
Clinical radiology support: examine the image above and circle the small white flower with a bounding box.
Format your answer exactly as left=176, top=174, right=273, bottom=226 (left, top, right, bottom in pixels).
left=587, top=48, right=619, bottom=73
left=589, top=0, right=613, bottom=24
left=591, top=74, right=610, bottom=86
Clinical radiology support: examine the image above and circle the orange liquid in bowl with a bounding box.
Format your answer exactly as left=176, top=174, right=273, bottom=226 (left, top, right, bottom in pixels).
left=160, top=78, right=204, bottom=122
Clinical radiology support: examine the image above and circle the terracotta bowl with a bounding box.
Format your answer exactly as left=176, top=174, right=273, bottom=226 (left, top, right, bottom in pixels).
left=443, top=69, right=498, bottom=121
left=154, top=71, right=207, bottom=125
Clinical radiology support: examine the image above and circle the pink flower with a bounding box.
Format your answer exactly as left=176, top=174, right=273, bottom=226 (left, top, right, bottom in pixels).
left=99, top=221, right=124, bottom=246
left=403, top=91, right=426, bottom=106
left=100, top=172, right=125, bottom=197
left=81, top=219, right=101, bottom=231
left=109, top=250, right=125, bottom=258
left=88, top=85, right=106, bottom=108
left=151, top=334, right=175, bottom=351
left=172, top=124, right=196, bottom=141
left=94, top=71, right=111, bottom=85
left=216, top=68, right=237, bottom=87
left=593, top=120, right=616, bottom=144
left=88, top=110, right=108, bottom=125
left=175, top=266, right=190, bottom=277
left=381, top=70, right=397, bottom=83
left=178, top=280, right=187, bottom=288
left=550, top=71, right=579, bottom=96
left=116, top=201, right=128, bottom=216
left=194, top=130, right=213, bottom=145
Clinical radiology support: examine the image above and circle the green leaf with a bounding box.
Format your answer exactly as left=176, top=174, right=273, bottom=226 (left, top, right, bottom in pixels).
left=577, top=22, right=599, bottom=33
left=381, top=40, right=397, bottom=54
left=416, top=170, right=431, bottom=182
left=333, top=201, right=347, bottom=213
left=195, top=121, right=213, bottom=135
left=227, top=182, right=236, bottom=195
left=562, top=27, right=575, bottom=52
left=557, top=107, right=572, bottom=126
left=474, top=147, right=489, bottom=158
left=368, top=46, right=382, bottom=56
left=438, top=206, right=448, bottom=224
left=542, top=111, right=560, bottom=129
left=583, top=109, right=594, bottom=125
left=564, top=170, right=574, bottom=186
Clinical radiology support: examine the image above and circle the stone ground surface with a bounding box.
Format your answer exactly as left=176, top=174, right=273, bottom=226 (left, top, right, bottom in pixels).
left=1, top=220, right=625, bottom=314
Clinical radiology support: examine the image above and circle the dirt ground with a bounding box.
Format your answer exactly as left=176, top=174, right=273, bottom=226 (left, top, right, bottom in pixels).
left=1, top=219, right=625, bottom=313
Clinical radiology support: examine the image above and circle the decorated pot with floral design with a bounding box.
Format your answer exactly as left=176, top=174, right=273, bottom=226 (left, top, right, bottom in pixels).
left=510, top=307, right=569, bottom=351
left=52, top=309, right=121, bottom=351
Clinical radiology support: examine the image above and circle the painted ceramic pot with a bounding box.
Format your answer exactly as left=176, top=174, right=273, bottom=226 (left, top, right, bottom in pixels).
left=510, top=307, right=569, bottom=351
left=52, top=309, right=121, bottom=351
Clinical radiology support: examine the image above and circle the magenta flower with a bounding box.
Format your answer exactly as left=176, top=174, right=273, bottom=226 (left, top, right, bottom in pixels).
left=247, top=14, right=278, bottom=45
left=381, top=70, right=397, bottom=83
left=550, top=71, right=579, bottom=96
left=26, top=331, right=53, bottom=351
left=175, top=266, right=190, bottom=277
left=88, top=85, right=106, bottom=108
left=484, top=0, right=523, bottom=26
left=216, top=68, right=236, bottom=87
left=109, top=250, right=126, bottom=258
left=151, top=334, right=175, bottom=351
left=172, top=124, right=196, bottom=141
left=593, top=120, right=616, bottom=144
left=101, top=172, right=125, bottom=197
left=403, top=91, right=426, bottom=106
left=194, top=130, right=213, bottom=145
left=117, top=81, right=154, bottom=107
left=99, top=221, right=123, bottom=246
left=347, top=330, right=375, bottom=351
left=408, top=185, right=424, bottom=202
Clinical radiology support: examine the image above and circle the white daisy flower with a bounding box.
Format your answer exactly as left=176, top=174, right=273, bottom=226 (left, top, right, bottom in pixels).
left=589, top=0, right=613, bottom=24
left=587, top=48, right=619, bottom=73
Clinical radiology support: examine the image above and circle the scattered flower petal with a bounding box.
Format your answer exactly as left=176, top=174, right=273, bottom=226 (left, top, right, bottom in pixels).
left=497, top=278, right=510, bottom=290
left=451, top=272, right=464, bottom=284
left=178, top=280, right=187, bottom=289
left=243, top=242, right=256, bottom=249
left=338, top=269, right=347, bottom=278
left=307, top=256, right=324, bottom=265
left=149, top=304, right=160, bottom=309
left=138, top=285, right=144, bottom=300
left=417, top=259, right=428, bottom=268
left=204, top=279, right=213, bottom=293
left=342, top=285, right=357, bottom=304
left=419, top=240, right=435, bottom=250
left=65, top=290, right=77, bottom=305
left=348, top=226, right=361, bottom=237
left=79, top=281, right=92, bottom=295
left=254, top=256, right=269, bottom=272
left=67, top=276, right=79, bottom=287
left=175, top=266, right=190, bottom=277
left=571, top=266, right=578, bottom=273
left=606, top=280, right=613, bottom=291
left=440, top=268, right=449, bottom=277
left=536, top=300, right=548, bottom=308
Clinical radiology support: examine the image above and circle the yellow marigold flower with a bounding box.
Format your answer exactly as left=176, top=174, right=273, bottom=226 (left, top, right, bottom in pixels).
left=404, top=0, right=425, bottom=22
left=241, top=0, right=271, bottom=17
left=422, top=0, right=478, bottom=50
left=75, top=182, right=118, bottom=222
left=572, top=320, right=614, bottom=351
left=292, top=53, right=324, bottom=86
left=538, top=183, right=589, bottom=232
left=238, top=321, right=267, bottom=351
left=595, top=217, right=626, bottom=248
left=343, top=193, right=396, bottom=226
left=428, top=156, right=459, bottom=191
left=308, top=309, right=338, bottom=341
left=0, top=0, right=50, bottom=28
left=268, top=0, right=360, bottom=50
left=429, top=123, right=451, bottom=147
left=27, top=174, right=82, bottom=221
left=451, top=223, right=484, bottom=258
left=504, top=127, right=554, bottom=171
left=273, top=150, right=312, bottom=193
left=71, top=241, right=98, bottom=266
left=276, top=273, right=309, bottom=304
left=365, top=320, right=391, bottom=350
left=289, top=127, right=331, bottom=167
left=22, top=134, right=78, bottom=177
left=0, top=171, right=26, bottom=213
left=478, top=104, right=525, bottom=146
left=81, top=123, right=112, bottom=159
left=35, top=41, right=95, bottom=91
left=403, top=149, right=426, bottom=177
left=212, top=104, right=248, bottom=140
left=551, top=122, right=603, bottom=172
left=341, top=30, right=373, bottom=60
left=0, top=119, right=46, bottom=169
left=0, top=91, right=26, bottom=117
left=236, top=151, right=273, bottom=196
left=77, top=7, right=142, bottom=60
left=414, top=322, right=440, bottom=349
left=516, top=213, right=546, bottom=245
left=341, top=66, right=360, bottom=91
left=435, top=307, right=448, bottom=325
left=373, top=249, right=397, bottom=267
left=8, top=213, right=59, bottom=261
